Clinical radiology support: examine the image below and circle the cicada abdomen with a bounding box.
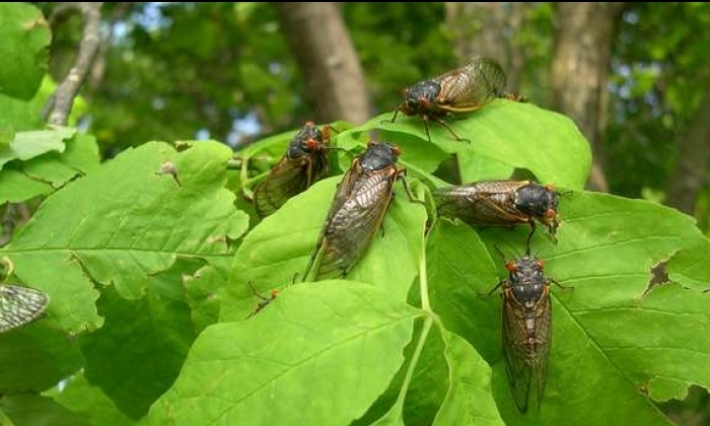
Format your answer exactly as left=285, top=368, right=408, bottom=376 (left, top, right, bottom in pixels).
left=254, top=121, right=331, bottom=218
left=303, top=141, right=404, bottom=281
left=490, top=253, right=553, bottom=412
left=0, top=284, right=49, bottom=333
left=390, top=57, right=507, bottom=143
left=434, top=180, right=560, bottom=239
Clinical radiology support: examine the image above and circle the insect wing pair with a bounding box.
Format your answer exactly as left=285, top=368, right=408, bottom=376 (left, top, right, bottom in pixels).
left=303, top=142, right=404, bottom=281
left=434, top=180, right=560, bottom=237
left=254, top=122, right=332, bottom=218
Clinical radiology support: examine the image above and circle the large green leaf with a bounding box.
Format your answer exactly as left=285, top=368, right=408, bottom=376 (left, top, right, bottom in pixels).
left=46, top=373, right=135, bottom=426
left=80, top=283, right=196, bottom=420
left=223, top=174, right=427, bottom=321
left=0, top=3, right=50, bottom=100
left=149, top=282, right=422, bottom=425
left=427, top=191, right=710, bottom=425
left=0, top=141, right=249, bottom=333
left=0, top=394, right=90, bottom=426
left=342, top=100, right=591, bottom=190
left=0, top=94, right=42, bottom=132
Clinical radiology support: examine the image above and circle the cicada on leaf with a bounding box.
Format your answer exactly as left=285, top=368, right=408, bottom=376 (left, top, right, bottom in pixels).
left=302, top=141, right=415, bottom=281
left=253, top=121, right=332, bottom=218
left=488, top=252, right=557, bottom=412
left=0, top=284, right=49, bottom=333
left=434, top=180, right=560, bottom=242
left=389, top=57, right=507, bottom=143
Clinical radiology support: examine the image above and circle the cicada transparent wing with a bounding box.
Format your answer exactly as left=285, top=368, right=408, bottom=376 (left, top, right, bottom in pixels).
left=435, top=57, right=507, bottom=112
left=253, top=122, right=330, bottom=218
left=0, top=284, right=49, bottom=333
left=435, top=180, right=530, bottom=226
left=502, top=283, right=551, bottom=412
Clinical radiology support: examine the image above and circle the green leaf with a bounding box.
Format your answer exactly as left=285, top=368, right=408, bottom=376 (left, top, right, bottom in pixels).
left=0, top=94, right=42, bottom=132
left=0, top=168, right=54, bottom=204
left=0, top=324, right=82, bottom=393
left=0, top=127, right=75, bottom=170
left=149, top=282, right=422, bottom=426
left=1, top=141, right=249, bottom=333
left=457, top=150, right=515, bottom=182
left=349, top=100, right=591, bottom=190
left=0, top=394, right=90, bottom=426
left=223, top=175, right=427, bottom=321
left=184, top=258, right=230, bottom=333
left=0, top=3, right=50, bottom=100
left=46, top=373, right=136, bottom=426
left=433, top=332, right=504, bottom=426
left=79, top=283, right=196, bottom=420
left=428, top=191, right=710, bottom=425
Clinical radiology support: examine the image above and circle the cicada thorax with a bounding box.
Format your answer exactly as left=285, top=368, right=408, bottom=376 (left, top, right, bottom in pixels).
left=0, top=284, right=49, bottom=333
left=253, top=121, right=332, bottom=218
left=306, top=142, right=403, bottom=281
left=433, top=180, right=560, bottom=235
left=392, top=57, right=507, bottom=143
left=498, top=254, right=552, bottom=413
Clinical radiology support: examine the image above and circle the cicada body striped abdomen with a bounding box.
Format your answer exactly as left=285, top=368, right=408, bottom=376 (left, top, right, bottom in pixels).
left=0, top=284, right=49, bottom=333
left=391, top=57, right=507, bottom=143
left=434, top=180, right=560, bottom=237
left=492, top=254, right=552, bottom=412
left=303, top=141, right=403, bottom=281
left=254, top=121, right=331, bottom=218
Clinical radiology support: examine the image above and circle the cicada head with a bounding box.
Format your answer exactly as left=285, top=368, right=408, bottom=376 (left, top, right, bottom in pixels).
left=515, top=183, right=560, bottom=233
left=359, top=141, right=401, bottom=172
left=507, top=255, right=547, bottom=307
left=287, top=121, right=329, bottom=160
left=399, top=79, right=442, bottom=116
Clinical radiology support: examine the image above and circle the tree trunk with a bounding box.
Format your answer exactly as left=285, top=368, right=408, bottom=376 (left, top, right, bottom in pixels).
left=550, top=2, right=626, bottom=192
left=665, top=87, right=710, bottom=215
left=445, top=2, right=529, bottom=94
left=275, top=3, right=371, bottom=125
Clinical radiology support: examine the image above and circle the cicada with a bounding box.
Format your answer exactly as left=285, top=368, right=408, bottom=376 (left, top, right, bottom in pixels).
left=488, top=252, right=557, bottom=412
left=302, top=141, right=412, bottom=281
left=389, top=57, right=507, bottom=143
left=0, top=284, right=49, bottom=333
left=253, top=121, right=332, bottom=218
left=434, top=180, right=560, bottom=241
left=246, top=282, right=279, bottom=319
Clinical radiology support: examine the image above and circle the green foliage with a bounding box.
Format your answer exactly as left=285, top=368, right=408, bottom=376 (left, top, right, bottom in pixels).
left=0, top=3, right=50, bottom=101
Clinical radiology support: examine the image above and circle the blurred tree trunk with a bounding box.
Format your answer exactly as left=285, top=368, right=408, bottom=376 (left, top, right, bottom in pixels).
left=445, top=2, right=529, bottom=93
left=275, top=2, right=371, bottom=125
left=550, top=2, right=626, bottom=192
left=665, top=87, right=710, bottom=215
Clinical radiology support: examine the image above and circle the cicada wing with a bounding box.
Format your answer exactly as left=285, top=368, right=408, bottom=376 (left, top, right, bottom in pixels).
left=0, top=284, right=49, bottom=333
left=435, top=182, right=528, bottom=226
left=436, top=58, right=507, bottom=111
left=502, top=293, right=534, bottom=412
left=254, top=156, right=311, bottom=217
left=316, top=167, right=398, bottom=280
left=502, top=288, right=551, bottom=412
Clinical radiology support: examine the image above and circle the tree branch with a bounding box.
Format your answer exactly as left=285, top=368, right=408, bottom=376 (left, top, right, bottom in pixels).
left=44, top=2, right=103, bottom=126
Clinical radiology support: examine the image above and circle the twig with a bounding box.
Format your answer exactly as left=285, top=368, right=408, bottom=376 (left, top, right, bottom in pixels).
left=44, top=2, right=103, bottom=126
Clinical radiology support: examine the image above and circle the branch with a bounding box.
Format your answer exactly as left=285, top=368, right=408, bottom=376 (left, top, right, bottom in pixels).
left=44, top=2, right=103, bottom=126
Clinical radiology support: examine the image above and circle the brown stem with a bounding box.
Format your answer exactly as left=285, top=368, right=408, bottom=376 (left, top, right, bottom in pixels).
left=44, top=2, right=103, bottom=126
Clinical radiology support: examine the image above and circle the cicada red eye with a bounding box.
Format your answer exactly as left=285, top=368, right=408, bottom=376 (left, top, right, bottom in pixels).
left=391, top=145, right=402, bottom=157
left=537, top=259, right=545, bottom=269
left=506, top=261, right=517, bottom=272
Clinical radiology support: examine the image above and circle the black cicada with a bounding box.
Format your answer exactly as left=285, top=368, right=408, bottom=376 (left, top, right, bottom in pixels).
left=0, top=284, right=49, bottom=333
left=246, top=282, right=279, bottom=319
left=253, top=121, right=331, bottom=218
left=489, top=252, right=557, bottom=412
left=389, top=57, right=507, bottom=143
left=434, top=180, right=560, bottom=241
left=302, top=141, right=409, bottom=281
